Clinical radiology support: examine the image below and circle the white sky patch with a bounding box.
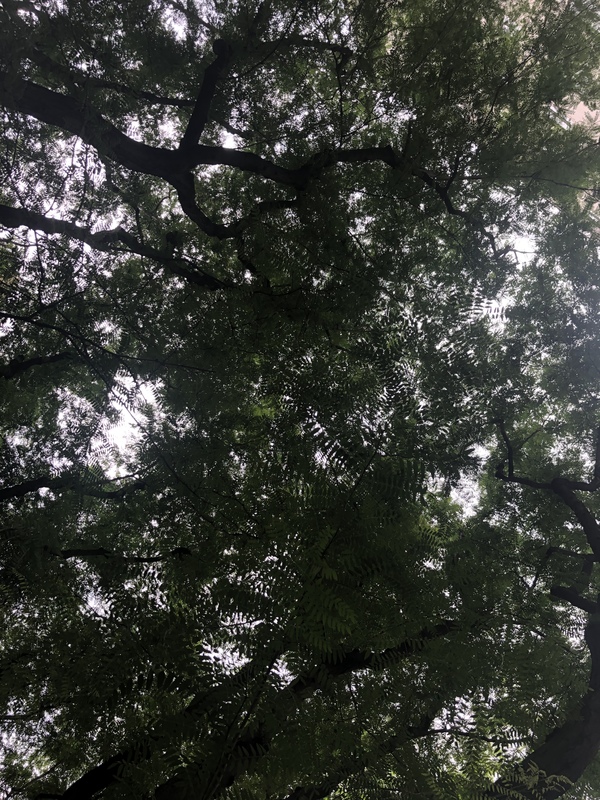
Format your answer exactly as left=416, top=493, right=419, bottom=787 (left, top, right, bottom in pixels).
left=450, top=463, right=486, bottom=518
left=511, top=234, right=536, bottom=265
left=97, top=377, right=160, bottom=479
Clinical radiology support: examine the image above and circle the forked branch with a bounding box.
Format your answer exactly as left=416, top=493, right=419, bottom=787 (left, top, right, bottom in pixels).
left=490, top=422, right=600, bottom=797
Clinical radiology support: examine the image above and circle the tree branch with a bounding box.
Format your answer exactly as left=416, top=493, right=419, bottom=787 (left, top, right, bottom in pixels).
left=488, top=616, right=600, bottom=799
left=550, top=585, right=599, bottom=614
left=0, top=72, right=499, bottom=246
left=56, top=652, right=282, bottom=800
left=287, top=620, right=459, bottom=699
left=55, top=621, right=458, bottom=800
left=494, top=420, right=551, bottom=489
left=1, top=72, right=300, bottom=189
left=259, top=36, right=352, bottom=59
left=274, top=719, right=433, bottom=800
left=557, top=428, right=600, bottom=491
left=495, top=419, right=515, bottom=477
left=493, top=425, right=600, bottom=559
left=550, top=478, right=600, bottom=561
left=0, top=474, right=146, bottom=502
left=0, top=202, right=225, bottom=289
left=495, top=469, right=549, bottom=491
left=175, top=176, right=297, bottom=239
left=0, top=351, right=76, bottom=379
left=165, top=622, right=461, bottom=799
left=179, top=39, right=233, bottom=151
left=490, top=427, right=600, bottom=797
left=174, top=177, right=233, bottom=238
left=55, top=546, right=192, bottom=562
left=0, top=72, right=185, bottom=179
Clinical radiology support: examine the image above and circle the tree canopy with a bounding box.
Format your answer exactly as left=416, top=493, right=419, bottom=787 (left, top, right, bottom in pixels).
left=3, top=0, right=600, bottom=798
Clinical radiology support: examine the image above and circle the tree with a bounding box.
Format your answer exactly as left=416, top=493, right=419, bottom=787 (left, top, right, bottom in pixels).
left=2, top=0, right=600, bottom=797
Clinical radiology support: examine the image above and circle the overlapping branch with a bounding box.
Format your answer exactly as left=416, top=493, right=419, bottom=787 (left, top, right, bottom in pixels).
left=0, top=68, right=498, bottom=250
left=0, top=473, right=146, bottom=502
left=0, top=351, right=75, bottom=379
left=491, top=421, right=600, bottom=797
left=0, top=202, right=226, bottom=288
left=50, top=546, right=192, bottom=562
left=485, top=617, right=600, bottom=800
left=287, top=620, right=458, bottom=700
left=53, top=620, right=459, bottom=800
left=495, top=422, right=600, bottom=558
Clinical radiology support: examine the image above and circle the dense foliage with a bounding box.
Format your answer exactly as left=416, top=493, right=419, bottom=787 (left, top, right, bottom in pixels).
left=2, top=0, right=600, bottom=798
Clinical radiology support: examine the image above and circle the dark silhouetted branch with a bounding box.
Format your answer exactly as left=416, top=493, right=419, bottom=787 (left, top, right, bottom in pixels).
left=272, top=720, right=432, bottom=800
left=56, top=547, right=192, bottom=562
left=549, top=478, right=600, bottom=560
left=0, top=474, right=146, bottom=502
left=0, top=203, right=225, bottom=289
left=288, top=620, right=459, bottom=699
left=56, top=621, right=458, bottom=800
left=550, top=585, right=598, bottom=614
left=179, top=39, right=233, bottom=151
left=486, top=618, right=600, bottom=800
left=495, top=419, right=515, bottom=477
left=0, top=351, right=76, bottom=379
left=0, top=73, right=500, bottom=245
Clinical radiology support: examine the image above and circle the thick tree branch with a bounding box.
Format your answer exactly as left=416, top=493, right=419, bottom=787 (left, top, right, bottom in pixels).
left=191, top=143, right=301, bottom=185
left=550, top=585, right=599, bottom=614
left=0, top=72, right=484, bottom=215
left=495, top=419, right=515, bottom=477
left=174, top=177, right=232, bottom=238
left=1, top=71, right=300, bottom=189
left=488, top=616, right=600, bottom=800
left=494, top=424, right=600, bottom=559
left=547, top=546, right=596, bottom=563
left=179, top=39, right=233, bottom=151
left=0, top=475, right=72, bottom=501
left=59, top=750, right=137, bottom=800
left=161, top=622, right=461, bottom=799
left=0, top=203, right=225, bottom=288
left=254, top=37, right=352, bottom=60
left=54, top=546, right=192, bottom=562
left=0, top=73, right=498, bottom=246
left=55, top=621, right=458, bottom=800
left=272, top=720, right=433, bottom=800
left=56, top=653, right=282, bottom=800
left=0, top=351, right=75, bottom=379
left=0, top=175, right=293, bottom=257
left=491, top=426, right=600, bottom=797
left=287, top=620, right=459, bottom=699
left=494, top=421, right=550, bottom=489
left=550, top=478, right=600, bottom=561
left=0, top=474, right=146, bottom=502
left=0, top=72, right=183, bottom=180
left=26, top=29, right=350, bottom=112
left=495, top=469, right=549, bottom=491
